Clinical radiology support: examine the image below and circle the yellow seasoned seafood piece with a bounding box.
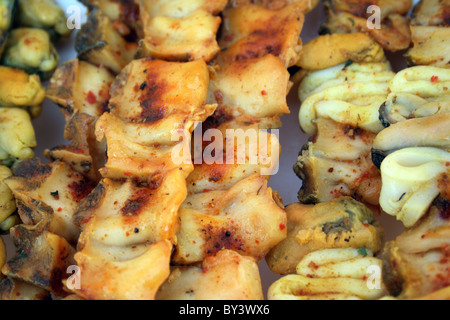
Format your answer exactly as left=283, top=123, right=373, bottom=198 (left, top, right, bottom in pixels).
left=297, top=33, right=386, bottom=71
left=157, top=250, right=264, bottom=300
left=380, top=66, right=450, bottom=125
left=0, top=278, right=51, bottom=300
left=322, top=0, right=412, bottom=52
left=266, top=197, right=384, bottom=275
left=379, top=147, right=450, bottom=228
left=382, top=203, right=450, bottom=299
left=2, top=206, right=77, bottom=297
left=218, top=3, right=304, bottom=68
left=5, top=159, right=97, bottom=245
left=207, top=55, right=291, bottom=125
left=268, top=248, right=387, bottom=300
left=0, top=66, right=45, bottom=117
left=298, top=61, right=395, bottom=135
left=173, top=174, right=287, bottom=264
left=228, top=0, right=319, bottom=12
left=0, top=165, right=15, bottom=226
left=76, top=8, right=138, bottom=74
left=139, top=9, right=222, bottom=62
left=140, top=0, right=227, bottom=18
left=74, top=239, right=172, bottom=300
left=0, top=108, right=36, bottom=162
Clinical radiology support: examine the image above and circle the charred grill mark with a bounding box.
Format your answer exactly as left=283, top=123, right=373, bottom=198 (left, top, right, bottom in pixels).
left=49, top=267, right=65, bottom=294
left=208, top=166, right=225, bottom=183
left=235, top=27, right=284, bottom=61
left=79, top=161, right=93, bottom=174
left=202, top=108, right=234, bottom=131
left=99, top=100, right=110, bottom=115
left=435, top=198, right=450, bottom=220
left=344, top=1, right=376, bottom=18
left=68, top=178, right=97, bottom=202
left=13, top=159, right=52, bottom=181
left=438, top=172, right=450, bottom=200
left=442, top=6, right=450, bottom=26
left=30, top=271, right=52, bottom=290
left=202, top=225, right=245, bottom=255
left=140, top=100, right=166, bottom=123
left=133, top=69, right=167, bottom=123
left=134, top=172, right=163, bottom=190
left=121, top=188, right=153, bottom=217
left=74, top=183, right=105, bottom=227
left=343, top=124, right=364, bottom=140
left=111, top=0, right=140, bottom=25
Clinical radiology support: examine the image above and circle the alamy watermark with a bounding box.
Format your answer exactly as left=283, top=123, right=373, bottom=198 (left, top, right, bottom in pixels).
left=66, top=4, right=382, bottom=31
left=66, top=265, right=81, bottom=290
left=367, top=5, right=382, bottom=30
left=66, top=5, right=82, bottom=30
left=366, top=265, right=383, bottom=290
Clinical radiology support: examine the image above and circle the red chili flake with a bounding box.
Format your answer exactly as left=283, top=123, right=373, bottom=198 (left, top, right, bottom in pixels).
left=72, top=148, right=85, bottom=154
left=86, top=91, right=97, bottom=104
left=431, top=76, right=439, bottom=83
left=16, top=292, right=21, bottom=297
left=57, top=208, right=62, bottom=212
left=261, top=90, right=267, bottom=96
left=126, top=232, right=130, bottom=237
left=308, top=261, right=319, bottom=270
left=124, top=172, right=132, bottom=177
left=446, top=162, right=450, bottom=167
left=203, top=189, right=212, bottom=193
left=279, top=223, right=286, bottom=230
left=83, top=217, right=92, bottom=225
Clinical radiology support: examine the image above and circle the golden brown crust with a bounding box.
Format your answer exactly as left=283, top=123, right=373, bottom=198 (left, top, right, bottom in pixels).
left=322, top=0, right=412, bottom=52
left=157, top=250, right=264, bottom=300
left=218, top=3, right=304, bottom=67
left=382, top=204, right=450, bottom=299
left=228, top=0, right=319, bottom=12
left=173, top=174, right=287, bottom=264
left=406, top=0, right=450, bottom=68
left=71, top=58, right=216, bottom=300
